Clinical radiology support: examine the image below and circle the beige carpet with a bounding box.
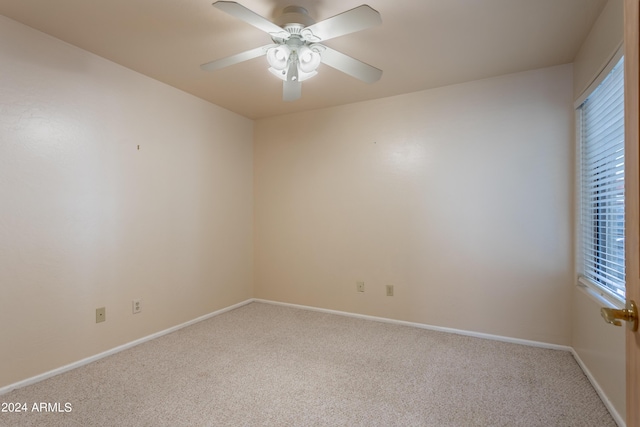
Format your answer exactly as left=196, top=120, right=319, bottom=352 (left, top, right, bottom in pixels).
left=0, top=302, right=616, bottom=426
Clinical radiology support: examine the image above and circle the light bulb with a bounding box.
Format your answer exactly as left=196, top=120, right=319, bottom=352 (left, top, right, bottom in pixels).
left=266, top=45, right=291, bottom=71
left=297, top=45, right=321, bottom=73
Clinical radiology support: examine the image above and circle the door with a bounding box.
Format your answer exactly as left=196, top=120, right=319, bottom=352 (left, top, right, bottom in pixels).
left=625, top=1, right=640, bottom=425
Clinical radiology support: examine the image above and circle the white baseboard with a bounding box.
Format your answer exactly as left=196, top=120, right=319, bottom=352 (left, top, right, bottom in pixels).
left=0, top=299, right=254, bottom=396
left=0, top=297, right=625, bottom=427
left=570, top=348, right=625, bottom=427
left=254, top=298, right=572, bottom=351
left=256, top=299, right=627, bottom=425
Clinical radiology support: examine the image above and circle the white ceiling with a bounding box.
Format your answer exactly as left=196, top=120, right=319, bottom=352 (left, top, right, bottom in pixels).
left=0, top=0, right=607, bottom=119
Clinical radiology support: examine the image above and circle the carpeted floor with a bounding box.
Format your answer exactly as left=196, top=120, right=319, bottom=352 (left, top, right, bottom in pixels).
left=0, top=302, right=616, bottom=426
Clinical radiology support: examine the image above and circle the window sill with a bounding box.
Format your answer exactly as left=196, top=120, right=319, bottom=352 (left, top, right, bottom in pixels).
left=577, top=276, right=625, bottom=309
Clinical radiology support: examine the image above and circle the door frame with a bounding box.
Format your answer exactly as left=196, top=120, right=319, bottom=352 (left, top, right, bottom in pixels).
left=624, top=0, right=640, bottom=425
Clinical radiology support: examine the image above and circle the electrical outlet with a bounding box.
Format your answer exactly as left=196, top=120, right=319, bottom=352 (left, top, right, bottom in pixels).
left=96, top=307, right=106, bottom=323
left=357, top=281, right=365, bottom=292
left=386, top=285, right=394, bottom=296
left=132, top=299, right=142, bottom=314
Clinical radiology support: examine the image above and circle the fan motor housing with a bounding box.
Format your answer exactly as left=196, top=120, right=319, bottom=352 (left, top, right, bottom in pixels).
left=275, top=6, right=315, bottom=28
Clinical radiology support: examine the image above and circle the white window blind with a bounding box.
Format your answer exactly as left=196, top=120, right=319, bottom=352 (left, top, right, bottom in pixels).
left=578, top=56, right=625, bottom=301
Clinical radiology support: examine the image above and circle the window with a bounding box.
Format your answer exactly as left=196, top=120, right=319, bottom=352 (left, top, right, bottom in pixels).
left=577, top=55, right=625, bottom=303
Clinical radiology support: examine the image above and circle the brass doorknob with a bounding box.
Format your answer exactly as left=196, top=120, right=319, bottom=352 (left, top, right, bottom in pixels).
left=601, top=300, right=638, bottom=332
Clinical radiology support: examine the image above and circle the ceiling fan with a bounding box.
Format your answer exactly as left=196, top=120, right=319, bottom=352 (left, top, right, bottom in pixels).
left=200, top=2, right=383, bottom=101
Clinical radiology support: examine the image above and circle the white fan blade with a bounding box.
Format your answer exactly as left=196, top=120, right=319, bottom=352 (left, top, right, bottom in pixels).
left=283, top=80, right=301, bottom=101
left=200, top=44, right=275, bottom=71
left=318, top=45, right=382, bottom=83
left=301, top=5, right=381, bottom=42
left=213, top=1, right=289, bottom=39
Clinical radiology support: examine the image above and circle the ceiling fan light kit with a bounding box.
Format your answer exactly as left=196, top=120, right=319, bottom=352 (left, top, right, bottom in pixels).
left=201, top=1, right=383, bottom=102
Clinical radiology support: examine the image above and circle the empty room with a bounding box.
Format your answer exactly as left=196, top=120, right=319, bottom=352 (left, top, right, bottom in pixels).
left=0, top=0, right=637, bottom=426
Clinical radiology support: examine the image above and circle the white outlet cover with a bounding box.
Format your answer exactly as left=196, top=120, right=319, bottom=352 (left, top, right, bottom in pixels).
left=132, top=299, right=142, bottom=314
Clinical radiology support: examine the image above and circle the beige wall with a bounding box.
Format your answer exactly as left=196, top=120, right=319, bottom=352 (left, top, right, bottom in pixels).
left=0, top=3, right=623, bottom=419
left=0, top=16, right=254, bottom=388
left=571, top=0, right=626, bottom=420
left=255, top=64, right=574, bottom=345
left=573, top=0, right=624, bottom=99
